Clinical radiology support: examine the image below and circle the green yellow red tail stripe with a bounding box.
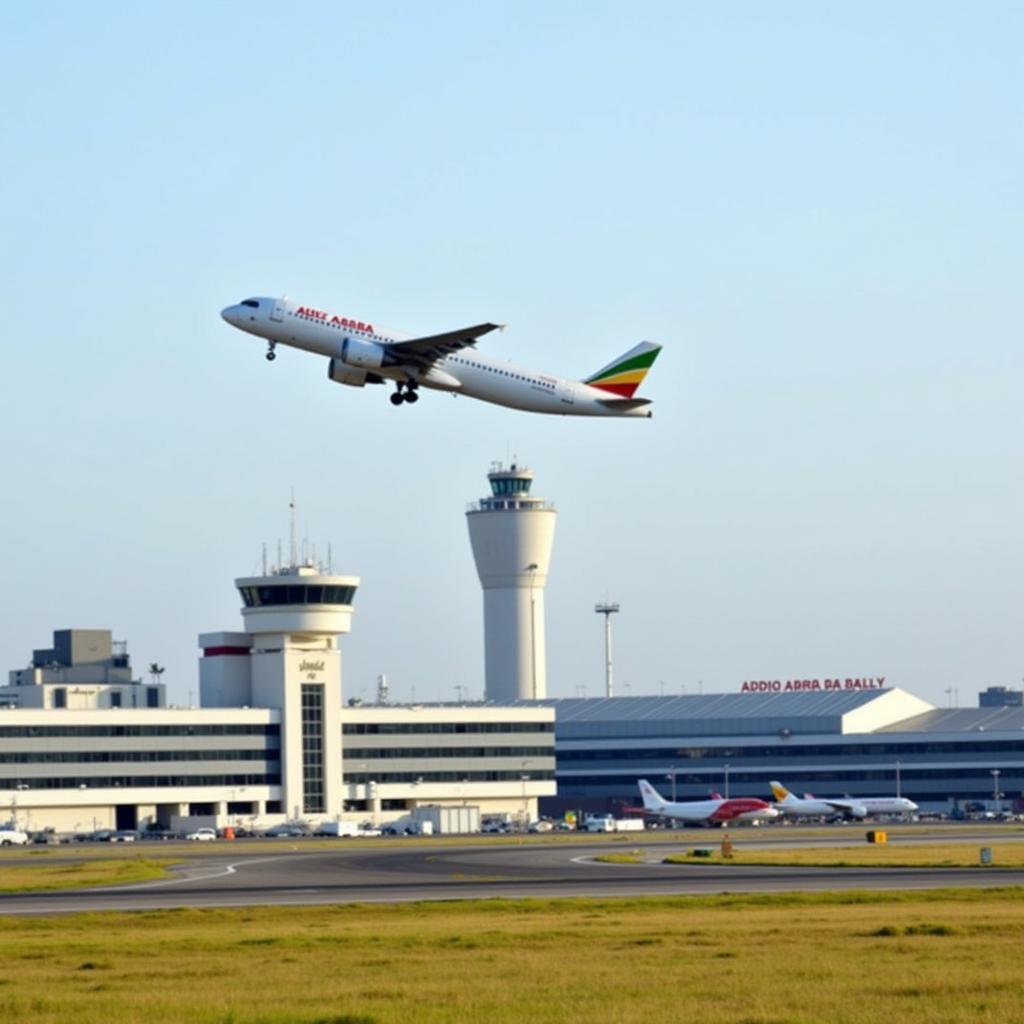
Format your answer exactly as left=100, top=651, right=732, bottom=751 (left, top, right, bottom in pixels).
left=585, top=342, right=662, bottom=398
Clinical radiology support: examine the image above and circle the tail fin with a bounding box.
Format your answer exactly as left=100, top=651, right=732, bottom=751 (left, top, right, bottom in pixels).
left=585, top=341, right=662, bottom=398
left=770, top=781, right=793, bottom=802
left=637, top=779, right=666, bottom=812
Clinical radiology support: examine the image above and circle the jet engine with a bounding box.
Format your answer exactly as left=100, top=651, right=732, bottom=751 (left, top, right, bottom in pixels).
left=328, top=358, right=370, bottom=388
left=340, top=336, right=386, bottom=369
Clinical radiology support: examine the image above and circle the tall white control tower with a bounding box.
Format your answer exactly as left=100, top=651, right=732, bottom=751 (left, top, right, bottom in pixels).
left=467, top=463, right=557, bottom=701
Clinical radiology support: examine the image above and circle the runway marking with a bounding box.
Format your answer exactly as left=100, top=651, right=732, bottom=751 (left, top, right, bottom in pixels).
left=81, top=854, right=303, bottom=892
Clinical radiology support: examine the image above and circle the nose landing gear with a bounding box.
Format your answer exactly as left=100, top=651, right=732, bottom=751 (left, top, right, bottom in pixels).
left=265, top=342, right=277, bottom=362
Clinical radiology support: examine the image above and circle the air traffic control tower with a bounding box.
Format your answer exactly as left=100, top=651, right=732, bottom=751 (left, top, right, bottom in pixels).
left=199, top=559, right=359, bottom=821
left=467, top=463, right=557, bottom=702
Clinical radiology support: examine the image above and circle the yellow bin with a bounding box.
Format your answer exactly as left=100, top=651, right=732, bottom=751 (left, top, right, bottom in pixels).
left=866, top=830, right=888, bottom=844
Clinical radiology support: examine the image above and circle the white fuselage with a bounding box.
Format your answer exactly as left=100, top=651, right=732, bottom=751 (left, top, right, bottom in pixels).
left=775, top=794, right=919, bottom=819
left=638, top=781, right=779, bottom=825
left=221, top=297, right=652, bottom=417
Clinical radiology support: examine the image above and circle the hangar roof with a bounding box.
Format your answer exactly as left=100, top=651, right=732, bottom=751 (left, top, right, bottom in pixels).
left=875, top=705, right=1024, bottom=734
left=509, top=688, right=934, bottom=740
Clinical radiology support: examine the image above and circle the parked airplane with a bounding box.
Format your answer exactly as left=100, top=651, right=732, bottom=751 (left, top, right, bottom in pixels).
left=637, top=779, right=779, bottom=826
left=220, top=296, right=661, bottom=417
left=769, top=781, right=919, bottom=819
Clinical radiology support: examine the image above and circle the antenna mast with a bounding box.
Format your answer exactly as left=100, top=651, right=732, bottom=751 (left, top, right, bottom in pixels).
left=289, top=489, right=298, bottom=568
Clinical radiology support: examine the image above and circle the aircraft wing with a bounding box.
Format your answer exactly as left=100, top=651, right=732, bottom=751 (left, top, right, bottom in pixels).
left=388, top=323, right=504, bottom=367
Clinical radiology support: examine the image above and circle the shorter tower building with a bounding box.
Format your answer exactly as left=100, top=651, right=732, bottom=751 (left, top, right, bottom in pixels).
left=200, top=560, right=359, bottom=820
left=467, top=463, right=557, bottom=702
left=0, top=629, right=164, bottom=710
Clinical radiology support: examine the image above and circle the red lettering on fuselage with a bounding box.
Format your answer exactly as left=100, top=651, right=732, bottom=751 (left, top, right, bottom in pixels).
left=295, top=306, right=374, bottom=333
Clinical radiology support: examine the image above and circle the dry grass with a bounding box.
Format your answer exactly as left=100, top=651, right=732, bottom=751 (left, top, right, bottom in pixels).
left=662, top=843, right=1024, bottom=868
left=0, top=857, right=171, bottom=892
left=1, top=890, right=1024, bottom=1023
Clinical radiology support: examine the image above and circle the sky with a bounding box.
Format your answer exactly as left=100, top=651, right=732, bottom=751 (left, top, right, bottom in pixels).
left=2, top=3, right=1021, bottom=710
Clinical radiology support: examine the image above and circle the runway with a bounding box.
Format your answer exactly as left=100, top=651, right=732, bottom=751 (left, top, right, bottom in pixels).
left=3, top=829, right=1024, bottom=916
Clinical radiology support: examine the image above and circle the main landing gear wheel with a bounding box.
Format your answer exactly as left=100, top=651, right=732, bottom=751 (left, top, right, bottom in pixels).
left=391, top=381, right=420, bottom=406
left=265, top=343, right=276, bottom=362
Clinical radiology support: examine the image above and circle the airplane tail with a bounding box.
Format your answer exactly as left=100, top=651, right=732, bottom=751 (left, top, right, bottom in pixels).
left=585, top=342, right=662, bottom=399
left=770, top=780, right=794, bottom=802
left=637, top=779, right=667, bottom=813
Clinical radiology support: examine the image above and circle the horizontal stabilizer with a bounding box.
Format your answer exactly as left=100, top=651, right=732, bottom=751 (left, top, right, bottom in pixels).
left=596, top=397, right=652, bottom=411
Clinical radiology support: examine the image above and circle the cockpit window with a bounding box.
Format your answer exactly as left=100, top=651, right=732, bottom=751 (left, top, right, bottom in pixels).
left=241, top=299, right=260, bottom=308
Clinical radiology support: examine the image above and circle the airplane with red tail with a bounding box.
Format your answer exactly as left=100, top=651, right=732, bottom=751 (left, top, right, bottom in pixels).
left=637, top=779, right=779, bottom=826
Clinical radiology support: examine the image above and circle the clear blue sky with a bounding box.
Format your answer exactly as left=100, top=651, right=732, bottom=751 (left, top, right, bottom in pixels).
left=2, top=3, right=1021, bottom=709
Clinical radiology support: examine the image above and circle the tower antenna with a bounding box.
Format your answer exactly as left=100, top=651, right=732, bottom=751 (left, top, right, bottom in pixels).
left=289, top=489, right=297, bottom=568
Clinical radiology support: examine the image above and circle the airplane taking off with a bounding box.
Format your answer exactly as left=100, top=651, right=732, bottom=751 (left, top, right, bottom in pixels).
left=220, top=296, right=661, bottom=417
left=637, top=779, right=779, bottom=826
left=769, top=781, right=919, bottom=819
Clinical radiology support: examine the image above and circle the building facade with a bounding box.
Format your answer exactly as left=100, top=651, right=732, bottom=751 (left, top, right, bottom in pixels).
left=0, top=557, right=556, bottom=835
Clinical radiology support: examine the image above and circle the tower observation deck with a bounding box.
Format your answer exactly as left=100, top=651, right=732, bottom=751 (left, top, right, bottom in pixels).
left=466, top=463, right=557, bottom=701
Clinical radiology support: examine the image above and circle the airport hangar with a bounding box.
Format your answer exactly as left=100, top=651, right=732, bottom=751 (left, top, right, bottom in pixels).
left=525, top=688, right=1024, bottom=817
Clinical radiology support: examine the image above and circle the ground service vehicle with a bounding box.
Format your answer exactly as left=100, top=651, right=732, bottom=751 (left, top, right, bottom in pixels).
left=0, top=827, right=30, bottom=846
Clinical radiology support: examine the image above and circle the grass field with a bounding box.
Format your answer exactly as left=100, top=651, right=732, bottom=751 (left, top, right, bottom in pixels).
left=0, top=856, right=171, bottom=892
left=2, top=890, right=1024, bottom=1023
left=660, top=843, right=1024, bottom=868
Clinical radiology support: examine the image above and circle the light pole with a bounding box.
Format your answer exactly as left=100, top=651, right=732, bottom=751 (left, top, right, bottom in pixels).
left=895, top=760, right=902, bottom=799
left=991, top=769, right=1002, bottom=814
left=10, top=783, right=28, bottom=829
left=666, top=765, right=677, bottom=802
left=594, top=603, right=620, bottom=698
left=520, top=760, right=532, bottom=830
left=723, top=764, right=730, bottom=800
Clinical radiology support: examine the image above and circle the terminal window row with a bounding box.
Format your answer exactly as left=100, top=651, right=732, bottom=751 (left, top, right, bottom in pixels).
left=0, top=725, right=279, bottom=739
left=561, top=768, right=1022, bottom=788
left=344, top=770, right=556, bottom=784
left=557, top=739, right=1024, bottom=761
left=343, top=722, right=554, bottom=736
left=343, top=745, right=554, bottom=760
left=0, top=773, right=280, bottom=790
left=0, top=749, right=280, bottom=764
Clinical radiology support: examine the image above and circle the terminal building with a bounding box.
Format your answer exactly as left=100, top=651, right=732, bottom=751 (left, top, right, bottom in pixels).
left=0, top=551, right=556, bottom=835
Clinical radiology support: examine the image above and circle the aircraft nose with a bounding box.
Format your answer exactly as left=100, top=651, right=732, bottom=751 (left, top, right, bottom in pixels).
left=220, top=304, right=240, bottom=324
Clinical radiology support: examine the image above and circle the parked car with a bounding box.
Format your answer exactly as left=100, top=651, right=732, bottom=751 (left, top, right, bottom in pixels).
left=0, top=827, right=30, bottom=846
left=185, top=827, right=217, bottom=842
left=83, top=829, right=116, bottom=842
left=262, top=824, right=309, bottom=838
left=110, top=830, right=139, bottom=842
left=140, top=828, right=178, bottom=841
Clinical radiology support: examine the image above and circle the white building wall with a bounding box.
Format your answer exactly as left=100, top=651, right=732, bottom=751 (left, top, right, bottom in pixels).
left=468, top=507, right=556, bottom=701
